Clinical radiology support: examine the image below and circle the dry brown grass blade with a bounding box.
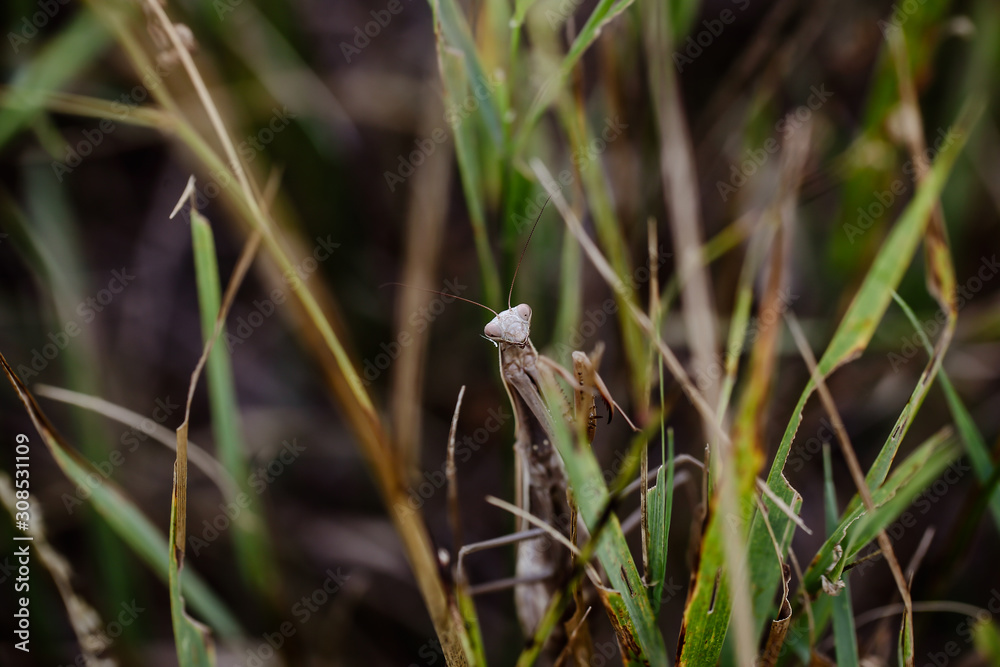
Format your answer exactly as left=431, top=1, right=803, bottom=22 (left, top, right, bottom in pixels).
left=555, top=604, right=593, bottom=667
left=753, top=481, right=800, bottom=666
left=177, top=230, right=261, bottom=441
left=446, top=386, right=466, bottom=555
left=687, top=119, right=808, bottom=666
left=785, top=314, right=915, bottom=666
left=888, top=31, right=957, bottom=317
left=164, top=187, right=261, bottom=662
left=787, top=540, right=815, bottom=648
left=530, top=158, right=732, bottom=451
left=484, top=496, right=602, bottom=586
left=758, top=559, right=792, bottom=667
left=141, top=0, right=257, bottom=214
left=173, top=421, right=190, bottom=552
left=0, top=474, right=116, bottom=666
left=643, top=0, right=720, bottom=420
left=390, top=93, right=453, bottom=476
left=27, top=3, right=474, bottom=661
left=171, top=181, right=261, bottom=552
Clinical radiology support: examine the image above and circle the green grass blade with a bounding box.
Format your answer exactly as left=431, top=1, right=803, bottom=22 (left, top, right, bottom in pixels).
left=803, top=430, right=959, bottom=595
left=898, top=613, right=913, bottom=667
left=646, top=429, right=673, bottom=615
left=597, top=585, right=648, bottom=666
left=824, top=445, right=859, bottom=667
left=9, top=166, right=141, bottom=626
left=539, top=379, right=668, bottom=664
left=746, top=101, right=980, bottom=637
left=670, top=0, right=701, bottom=41
left=891, top=291, right=1000, bottom=529
left=784, top=431, right=959, bottom=659
left=0, top=352, right=243, bottom=638
left=847, top=434, right=960, bottom=556
left=0, top=88, right=171, bottom=129
left=677, top=235, right=784, bottom=665
left=433, top=24, right=502, bottom=307
left=553, top=213, right=583, bottom=355
left=515, top=0, right=635, bottom=154
left=973, top=618, right=1000, bottom=661
left=428, top=0, right=503, bottom=147
left=190, top=210, right=276, bottom=598
left=0, top=8, right=113, bottom=149
left=940, top=376, right=996, bottom=504
left=563, top=0, right=634, bottom=68
left=453, top=586, right=487, bottom=666
left=713, top=218, right=782, bottom=448
left=840, top=306, right=956, bottom=520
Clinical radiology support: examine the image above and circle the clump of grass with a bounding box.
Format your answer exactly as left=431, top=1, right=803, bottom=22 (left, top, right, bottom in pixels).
left=1, top=0, right=999, bottom=665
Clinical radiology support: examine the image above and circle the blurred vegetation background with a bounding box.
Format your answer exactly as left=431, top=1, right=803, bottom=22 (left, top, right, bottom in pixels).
left=0, top=0, right=999, bottom=665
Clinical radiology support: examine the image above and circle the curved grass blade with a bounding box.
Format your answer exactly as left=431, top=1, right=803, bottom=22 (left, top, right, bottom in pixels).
left=783, top=429, right=960, bottom=661
left=745, top=100, right=981, bottom=640
left=427, top=0, right=502, bottom=146
left=0, top=351, right=242, bottom=638
left=891, top=291, right=1000, bottom=531
left=32, top=384, right=235, bottom=498
left=801, top=429, right=958, bottom=596
left=515, top=0, right=636, bottom=154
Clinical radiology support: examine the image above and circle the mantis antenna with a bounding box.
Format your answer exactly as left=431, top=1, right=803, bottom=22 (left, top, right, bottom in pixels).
left=384, top=188, right=553, bottom=314
left=507, top=192, right=554, bottom=310
left=380, top=282, right=500, bottom=318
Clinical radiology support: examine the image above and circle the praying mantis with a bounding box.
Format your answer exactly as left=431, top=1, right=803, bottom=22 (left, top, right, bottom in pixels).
left=444, top=197, right=637, bottom=662
left=482, top=303, right=612, bottom=654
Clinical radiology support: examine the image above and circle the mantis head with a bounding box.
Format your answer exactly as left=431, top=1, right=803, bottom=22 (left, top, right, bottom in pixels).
left=484, top=303, right=532, bottom=346
left=483, top=193, right=550, bottom=347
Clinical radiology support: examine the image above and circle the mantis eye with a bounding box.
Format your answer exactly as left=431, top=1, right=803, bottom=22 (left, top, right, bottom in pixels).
left=484, top=319, right=502, bottom=339
left=516, top=304, right=532, bottom=321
